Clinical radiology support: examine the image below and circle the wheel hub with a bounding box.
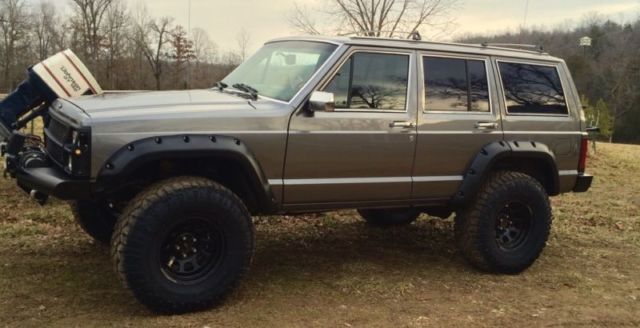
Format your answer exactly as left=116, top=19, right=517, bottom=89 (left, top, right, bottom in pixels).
left=495, top=202, right=533, bottom=250
left=160, top=218, right=225, bottom=283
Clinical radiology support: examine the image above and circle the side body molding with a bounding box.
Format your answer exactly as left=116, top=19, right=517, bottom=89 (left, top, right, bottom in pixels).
left=97, top=134, right=277, bottom=213
left=451, top=141, right=559, bottom=206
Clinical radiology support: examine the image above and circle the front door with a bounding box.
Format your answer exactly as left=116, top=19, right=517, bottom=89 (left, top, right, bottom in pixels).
left=283, top=48, right=418, bottom=206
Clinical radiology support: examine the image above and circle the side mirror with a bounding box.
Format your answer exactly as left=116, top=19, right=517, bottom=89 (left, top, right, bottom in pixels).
left=308, top=91, right=335, bottom=113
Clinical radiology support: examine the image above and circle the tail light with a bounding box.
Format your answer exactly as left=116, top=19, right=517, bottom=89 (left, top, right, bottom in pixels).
left=578, top=136, right=588, bottom=173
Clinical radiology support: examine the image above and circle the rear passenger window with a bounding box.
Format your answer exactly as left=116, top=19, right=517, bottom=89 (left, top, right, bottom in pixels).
left=324, top=52, right=409, bottom=111
left=498, top=62, right=568, bottom=115
left=423, top=57, right=490, bottom=112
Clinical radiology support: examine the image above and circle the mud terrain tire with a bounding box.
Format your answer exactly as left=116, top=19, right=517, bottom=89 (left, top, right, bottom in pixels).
left=455, top=171, right=552, bottom=274
left=111, top=177, right=254, bottom=314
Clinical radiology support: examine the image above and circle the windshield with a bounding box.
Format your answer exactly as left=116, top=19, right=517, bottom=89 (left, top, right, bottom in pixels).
left=222, top=41, right=337, bottom=102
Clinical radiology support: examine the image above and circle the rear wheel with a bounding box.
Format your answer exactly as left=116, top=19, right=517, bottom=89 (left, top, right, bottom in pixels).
left=111, top=177, right=254, bottom=313
left=357, top=208, right=420, bottom=227
left=71, top=200, right=118, bottom=245
left=454, top=171, right=552, bottom=274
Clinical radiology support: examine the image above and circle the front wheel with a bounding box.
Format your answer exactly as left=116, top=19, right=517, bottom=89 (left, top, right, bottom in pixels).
left=454, top=171, right=552, bottom=274
left=111, top=177, right=254, bottom=313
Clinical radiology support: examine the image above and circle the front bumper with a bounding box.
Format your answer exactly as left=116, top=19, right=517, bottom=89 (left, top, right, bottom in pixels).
left=16, top=166, right=93, bottom=200
left=573, top=174, right=593, bottom=193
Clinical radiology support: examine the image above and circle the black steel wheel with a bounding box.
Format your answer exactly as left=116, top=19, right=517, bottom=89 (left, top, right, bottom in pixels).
left=455, top=171, right=552, bottom=274
left=495, top=202, right=533, bottom=251
left=159, top=218, right=226, bottom=284
left=111, top=177, right=254, bottom=314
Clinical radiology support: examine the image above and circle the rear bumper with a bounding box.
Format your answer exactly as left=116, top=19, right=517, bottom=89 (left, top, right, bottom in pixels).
left=16, top=166, right=93, bottom=200
left=573, top=174, right=593, bottom=193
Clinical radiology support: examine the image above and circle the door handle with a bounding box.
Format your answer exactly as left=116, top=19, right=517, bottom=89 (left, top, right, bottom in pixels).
left=389, top=121, right=416, bottom=129
left=475, top=122, right=499, bottom=130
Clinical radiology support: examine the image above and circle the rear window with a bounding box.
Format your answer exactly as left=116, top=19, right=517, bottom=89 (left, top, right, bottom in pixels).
left=498, top=62, right=568, bottom=115
left=423, top=57, right=490, bottom=112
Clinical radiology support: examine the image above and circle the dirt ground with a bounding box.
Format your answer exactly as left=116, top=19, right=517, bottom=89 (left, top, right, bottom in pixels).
left=0, top=142, right=638, bottom=327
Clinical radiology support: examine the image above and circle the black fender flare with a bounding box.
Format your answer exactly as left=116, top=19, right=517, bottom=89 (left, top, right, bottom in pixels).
left=451, top=140, right=559, bottom=206
left=96, top=134, right=277, bottom=213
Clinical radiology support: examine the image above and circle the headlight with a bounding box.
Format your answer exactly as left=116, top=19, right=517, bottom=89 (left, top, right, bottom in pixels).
left=67, top=128, right=91, bottom=177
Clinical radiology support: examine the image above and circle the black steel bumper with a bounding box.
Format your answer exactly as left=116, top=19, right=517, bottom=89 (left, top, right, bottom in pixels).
left=16, top=166, right=93, bottom=200
left=573, top=174, right=593, bottom=193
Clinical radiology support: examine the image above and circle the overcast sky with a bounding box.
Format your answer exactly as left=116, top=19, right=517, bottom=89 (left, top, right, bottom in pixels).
left=136, top=0, right=639, bottom=52
left=72, top=0, right=640, bottom=53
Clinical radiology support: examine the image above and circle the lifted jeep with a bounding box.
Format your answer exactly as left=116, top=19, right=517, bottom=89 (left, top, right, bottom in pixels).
left=2, top=36, right=592, bottom=313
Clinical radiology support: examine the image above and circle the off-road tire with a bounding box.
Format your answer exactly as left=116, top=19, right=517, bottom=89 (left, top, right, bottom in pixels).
left=357, top=208, right=421, bottom=227
left=111, top=176, right=254, bottom=314
left=71, top=200, right=118, bottom=245
left=454, top=171, right=552, bottom=274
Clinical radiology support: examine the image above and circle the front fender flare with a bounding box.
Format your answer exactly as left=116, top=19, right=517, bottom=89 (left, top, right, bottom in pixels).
left=96, top=134, right=277, bottom=212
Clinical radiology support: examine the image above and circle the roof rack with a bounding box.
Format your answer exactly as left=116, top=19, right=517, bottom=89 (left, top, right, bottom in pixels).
left=342, top=30, right=423, bottom=41
left=480, top=42, right=545, bottom=53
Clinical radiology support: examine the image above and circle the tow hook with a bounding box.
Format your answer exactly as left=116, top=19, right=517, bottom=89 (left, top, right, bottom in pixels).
left=30, top=189, right=49, bottom=206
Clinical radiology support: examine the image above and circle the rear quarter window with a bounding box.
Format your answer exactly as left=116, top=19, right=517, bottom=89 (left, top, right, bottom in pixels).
left=498, top=62, right=568, bottom=115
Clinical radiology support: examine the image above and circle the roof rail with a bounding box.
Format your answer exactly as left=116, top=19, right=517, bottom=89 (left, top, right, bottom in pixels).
left=480, top=42, right=545, bottom=53
left=344, top=30, right=422, bottom=41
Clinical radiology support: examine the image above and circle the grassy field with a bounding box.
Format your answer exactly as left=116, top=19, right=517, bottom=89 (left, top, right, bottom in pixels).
left=0, top=143, right=638, bottom=327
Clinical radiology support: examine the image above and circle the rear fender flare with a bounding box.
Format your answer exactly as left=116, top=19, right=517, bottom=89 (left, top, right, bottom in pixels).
left=451, top=141, right=559, bottom=206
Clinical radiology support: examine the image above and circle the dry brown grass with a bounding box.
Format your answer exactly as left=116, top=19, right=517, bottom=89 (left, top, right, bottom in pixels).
left=0, top=143, right=638, bottom=327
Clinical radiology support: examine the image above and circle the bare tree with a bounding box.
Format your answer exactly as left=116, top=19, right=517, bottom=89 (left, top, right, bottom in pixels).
left=103, top=1, right=129, bottom=88
left=135, top=17, right=172, bottom=90
left=289, top=0, right=459, bottom=38
left=0, top=0, right=29, bottom=91
left=289, top=3, right=321, bottom=35
left=32, top=1, right=58, bottom=61
left=236, top=28, right=251, bottom=62
left=69, top=0, right=115, bottom=66
left=191, top=27, right=217, bottom=64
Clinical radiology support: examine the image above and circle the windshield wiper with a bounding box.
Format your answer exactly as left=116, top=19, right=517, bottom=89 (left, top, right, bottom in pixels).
left=232, top=83, right=259, bottom=100
left=215, top=81, right=228, bottom=91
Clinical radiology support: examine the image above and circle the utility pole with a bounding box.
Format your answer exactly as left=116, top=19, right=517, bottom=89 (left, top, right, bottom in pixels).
left=522, top=0, right=529, bottom=29
left=187, top=0, right=192, bottom=88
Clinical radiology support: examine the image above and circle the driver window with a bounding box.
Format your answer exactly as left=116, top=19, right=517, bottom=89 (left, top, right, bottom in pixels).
left=324, top=52, right=409, bottom=111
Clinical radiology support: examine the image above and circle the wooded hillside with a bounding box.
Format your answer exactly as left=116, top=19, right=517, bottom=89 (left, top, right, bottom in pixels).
left=459, top=18, right=640, bottom=143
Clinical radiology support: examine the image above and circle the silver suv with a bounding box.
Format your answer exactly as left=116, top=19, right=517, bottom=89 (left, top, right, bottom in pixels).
left=3, top=36, right=592, bottom=313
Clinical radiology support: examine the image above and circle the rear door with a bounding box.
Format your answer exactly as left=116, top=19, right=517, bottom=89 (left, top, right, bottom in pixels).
left=412, top=52, right=504, bottom=200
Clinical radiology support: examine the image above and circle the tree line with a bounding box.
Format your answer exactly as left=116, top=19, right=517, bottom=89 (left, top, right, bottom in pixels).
left=2, top=0, right=639, bottom=143
left=458, top=16, right=640, bottom=143
left=0, top=0, right=250, bottom=93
